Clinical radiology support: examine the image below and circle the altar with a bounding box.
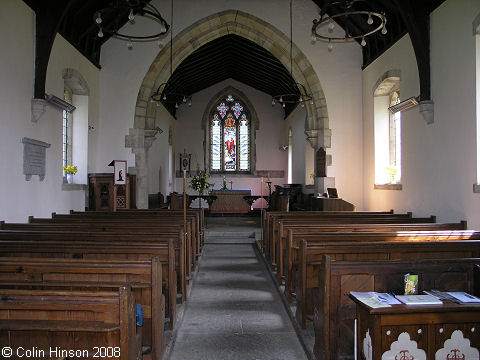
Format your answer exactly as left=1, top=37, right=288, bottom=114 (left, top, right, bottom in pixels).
left=209, top=190, right=251, bottom=213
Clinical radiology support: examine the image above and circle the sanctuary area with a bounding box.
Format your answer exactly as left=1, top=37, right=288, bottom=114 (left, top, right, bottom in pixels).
left=1, top=0, right=480, bottom=359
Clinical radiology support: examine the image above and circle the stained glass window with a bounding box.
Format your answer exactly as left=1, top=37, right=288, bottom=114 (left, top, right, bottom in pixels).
left=210, top=95, right=250, bottom=173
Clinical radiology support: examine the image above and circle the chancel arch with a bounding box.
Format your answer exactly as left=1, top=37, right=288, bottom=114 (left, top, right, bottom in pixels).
left=128, top=9, right=331, bottom=208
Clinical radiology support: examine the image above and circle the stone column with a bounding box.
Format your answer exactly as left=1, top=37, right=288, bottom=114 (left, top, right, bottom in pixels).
left=306, top=128, right=334, bottom=196
left=125, top=128, right=157, bottom=209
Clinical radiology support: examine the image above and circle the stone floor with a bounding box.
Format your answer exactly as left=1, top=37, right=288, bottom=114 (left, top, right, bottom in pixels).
left=168, top=217, right=309, bottom=360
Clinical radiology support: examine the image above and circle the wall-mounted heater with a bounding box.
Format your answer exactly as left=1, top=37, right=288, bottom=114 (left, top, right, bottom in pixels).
left=45, top=93, right=76, bottom=113
left=388, top=96, right=419, bottom=113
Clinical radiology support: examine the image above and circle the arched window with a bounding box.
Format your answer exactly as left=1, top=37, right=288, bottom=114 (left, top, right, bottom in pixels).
left=373, top=70, right=402, bottom=187
left=210, top=94, right=251, bottom=173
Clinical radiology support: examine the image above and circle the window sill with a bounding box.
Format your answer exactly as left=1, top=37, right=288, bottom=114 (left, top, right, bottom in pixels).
left=62, top=183, right=87, bottom=191
left=474, top=184, right=480, bottom=193
left=374, top=183, right=402, bottom=190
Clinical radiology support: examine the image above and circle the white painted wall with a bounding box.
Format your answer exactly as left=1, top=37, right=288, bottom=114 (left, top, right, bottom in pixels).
left=363, top=0, right=480, bottom=227
left=0, top=0, right=99, bottom=222
left=96, top=0, right=364, bottom=209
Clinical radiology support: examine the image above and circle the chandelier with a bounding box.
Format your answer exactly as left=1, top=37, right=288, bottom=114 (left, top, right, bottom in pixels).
left=95, top=0, right=169, bottom=50
left=150, top=0, right=191, bottom=109
left=311, top=0, right=387, bottom=52
left=272, top=0, right=312, bottom=109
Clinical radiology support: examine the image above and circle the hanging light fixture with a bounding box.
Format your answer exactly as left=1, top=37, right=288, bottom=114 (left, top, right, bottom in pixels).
left=272, top=0, right=313, bottom=108
left=94, top=0, right=169, bottom=48
left=311, top=0, right=387, bottom=51
left=150, top=0, right=191, bottom=109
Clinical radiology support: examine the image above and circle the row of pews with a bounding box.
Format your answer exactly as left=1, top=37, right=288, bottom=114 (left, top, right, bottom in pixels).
left=262, top=210, right=480, bottom=360
left=0, top=209, right=205, bottom=360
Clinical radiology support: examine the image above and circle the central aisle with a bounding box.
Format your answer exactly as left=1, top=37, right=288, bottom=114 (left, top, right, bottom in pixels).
left=169, top=240, right=309, bottom=360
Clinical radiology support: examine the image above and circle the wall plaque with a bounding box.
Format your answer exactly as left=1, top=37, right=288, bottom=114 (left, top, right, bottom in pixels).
left=21, top=137, right=51, bottom=181
left=316, top=147, right=327, bottom=178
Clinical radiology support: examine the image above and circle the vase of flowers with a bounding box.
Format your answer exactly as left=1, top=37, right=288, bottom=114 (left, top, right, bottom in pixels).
left=221, top=175, right=228, bottom=190
left=63, top=165, right=78, bottom=184
left=189, top=165, right=213, bottom=196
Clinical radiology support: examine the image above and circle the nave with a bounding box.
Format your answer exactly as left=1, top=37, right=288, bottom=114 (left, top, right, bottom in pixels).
left=169, top=217, right=308, bottom=360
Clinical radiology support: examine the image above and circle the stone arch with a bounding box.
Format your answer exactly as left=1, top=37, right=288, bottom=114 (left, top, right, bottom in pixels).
left=373, top=69, right=401, bottom=96
left=201, top=86, right=259, bottom=173
left=62, top=68, right=90, bottom=95
left=128, top=9, right=331, bottom=207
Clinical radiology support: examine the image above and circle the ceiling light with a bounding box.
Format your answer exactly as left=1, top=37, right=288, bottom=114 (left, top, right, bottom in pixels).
left=150, top=0, right=191, bottom=110
left=312, top=2, right=387, bottom=50
left=97, top=28, right=104, bottom=38
left=367, top=13, right=373, bottom=25
left=94, top=1, right=169, bottom=46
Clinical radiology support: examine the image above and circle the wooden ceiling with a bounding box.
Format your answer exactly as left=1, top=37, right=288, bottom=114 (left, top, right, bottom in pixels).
left=23, top=0, right=447, bottom=117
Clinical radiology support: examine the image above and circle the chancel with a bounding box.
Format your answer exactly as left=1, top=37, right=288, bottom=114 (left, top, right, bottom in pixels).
left=1, top=0, right=480, bottom=359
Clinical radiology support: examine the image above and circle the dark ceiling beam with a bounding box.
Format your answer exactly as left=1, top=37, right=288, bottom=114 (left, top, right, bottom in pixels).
left=389, top=0, right=431, bottom=101
left=23, top=0, right=74, bottom=99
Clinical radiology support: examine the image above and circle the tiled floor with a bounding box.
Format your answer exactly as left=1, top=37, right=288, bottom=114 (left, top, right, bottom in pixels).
left=169, top=218, right=308, bottom=360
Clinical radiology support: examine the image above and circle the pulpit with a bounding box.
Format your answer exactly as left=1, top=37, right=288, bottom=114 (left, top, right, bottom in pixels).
left=88, top=173, right=136, bottom=211
left=209, top=190, right=251, bottom=213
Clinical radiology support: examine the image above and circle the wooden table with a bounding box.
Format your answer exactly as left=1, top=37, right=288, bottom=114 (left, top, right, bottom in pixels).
left=351, top=295, right=480, bottom=360
left=209, top=190, right=251, bottom=213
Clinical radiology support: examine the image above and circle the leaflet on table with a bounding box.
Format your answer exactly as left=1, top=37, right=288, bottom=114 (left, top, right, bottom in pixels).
left=446, top=292, right=480, bottom=303
left=350, top=291, right=401, bottom=306
left=424, top=290, right=480, bottom=304
left=395, top=294, right=443, bottom=305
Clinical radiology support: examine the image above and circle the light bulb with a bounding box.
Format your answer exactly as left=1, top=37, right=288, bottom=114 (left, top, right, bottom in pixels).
left=311, top=33, right=317, bottom=42
left=367, top=14, right=373, bottom=25
left=280, top=95, right=283, bottom=102
left=301, top=102, right=305, bottom=108
left=95, top=13, right=102, bottom=25
left=97, top=28, right=104, bottom=38
left=282, top=102, right=285, bottom=108
left=127, top=40, right=133, bottom=50
left=188, top=98, right=192, bottom=107
left=175, top=102, right=179, bottom=109
left=183, top=96, right=187, bottom=103
left=328, top=22, right=334, bottom=33
left=272, top=98, right=275, bottom=106
left=163, top=94, right=167, bottom=100
left=160, top=22, right=166, bottom=33
left=310, top=99, right=314, bottom=105
left=361, top=37, right=366, bottom=47
left=128, top=9, right=135, bottom=22
left=328, top=40, right=333, bottom=52
left=381, top=26, right=387, bottom=35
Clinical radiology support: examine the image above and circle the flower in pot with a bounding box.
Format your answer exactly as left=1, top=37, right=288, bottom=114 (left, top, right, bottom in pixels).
left=63, top=165, right=78, bottom=184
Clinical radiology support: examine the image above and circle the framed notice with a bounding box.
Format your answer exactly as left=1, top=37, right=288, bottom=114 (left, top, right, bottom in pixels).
left=114, top=160, right=127, bottom=185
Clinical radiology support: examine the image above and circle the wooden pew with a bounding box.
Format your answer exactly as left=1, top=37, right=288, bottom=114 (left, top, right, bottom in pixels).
left=268, top=214, right=436, bottom=267
left=0, top=286, right=141, bottom=360
left=0, top=228, right=187, bottom=302
left=0, top=256, right=165, bottom=359
left=0, top=238, right=177, bottom=331
left=294, top=232, right=480, bottom=329
left=263, top=210, right=395, bottom=256
left=57, top=210, right=202, bottom=256
left=29, top=215, right=197, bottom=274
left=76, top=209, right=205, bottom=249
left=278, top=221, right=467, bottom=283
left=313, top=255, right=480, bottom=360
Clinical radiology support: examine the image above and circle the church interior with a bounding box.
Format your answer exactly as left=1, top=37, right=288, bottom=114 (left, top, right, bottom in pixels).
left=1, top=0, right=480, bottom=359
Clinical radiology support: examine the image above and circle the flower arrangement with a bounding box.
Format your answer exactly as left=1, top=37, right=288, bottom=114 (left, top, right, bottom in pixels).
left=189, top=165, right=213, bottom=195
left=221, top=175, right=228, bottom=190
left=63, top=165, right=78, bottom=175
left=386, top=166, right=397, bottom=183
